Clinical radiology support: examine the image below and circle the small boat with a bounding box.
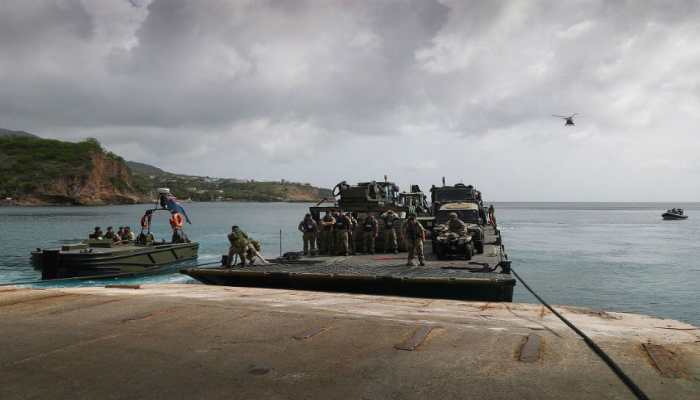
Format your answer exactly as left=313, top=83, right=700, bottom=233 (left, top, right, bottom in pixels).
left=662, top=208, right=688, bottom=220
left=32, top=188, right=198, bottom=279
left=33, top=240, right=199, bottom=279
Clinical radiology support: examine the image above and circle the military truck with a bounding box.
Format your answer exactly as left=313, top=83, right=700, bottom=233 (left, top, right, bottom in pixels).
left=430, top=182, right=485, bottom=223
left=432, top=202, right=485, bottom=255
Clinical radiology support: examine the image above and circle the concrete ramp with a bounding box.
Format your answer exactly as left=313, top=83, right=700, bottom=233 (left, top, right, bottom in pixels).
left=1, top=284, right=698, bottom=399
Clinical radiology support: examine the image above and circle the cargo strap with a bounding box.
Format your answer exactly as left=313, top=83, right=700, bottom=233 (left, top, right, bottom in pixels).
left=511, top=267, right=650, bottom=400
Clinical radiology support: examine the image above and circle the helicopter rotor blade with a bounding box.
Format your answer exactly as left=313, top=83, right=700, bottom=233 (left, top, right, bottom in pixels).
left=552, top=114, right=567, bottom=118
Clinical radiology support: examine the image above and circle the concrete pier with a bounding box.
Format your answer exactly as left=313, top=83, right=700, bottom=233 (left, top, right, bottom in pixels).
left=1, top=284, right=698, bottom=399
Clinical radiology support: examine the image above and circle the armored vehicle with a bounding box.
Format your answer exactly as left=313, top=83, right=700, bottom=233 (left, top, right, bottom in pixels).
left=332, top=180, right=401, bottom=212
left=433, top=202, right=485, bottom=254
left=308, top=179, right=431, bottom=252
left=431, top=182, right=485, bottom=221
left=398, top=185, right=431, bottom=217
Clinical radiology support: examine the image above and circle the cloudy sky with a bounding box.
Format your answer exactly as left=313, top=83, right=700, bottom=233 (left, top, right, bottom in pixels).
left=1, top=0, right=699, bottom=201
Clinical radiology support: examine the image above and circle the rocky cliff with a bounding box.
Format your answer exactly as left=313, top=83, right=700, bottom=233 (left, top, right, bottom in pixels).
left=0, top=136, right=148, bottom=205
left=35, top=152, right=146, bottom=205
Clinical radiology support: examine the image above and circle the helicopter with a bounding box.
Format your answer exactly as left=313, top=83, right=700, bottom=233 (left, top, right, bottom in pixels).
left=552, top=113, right=578, bottom=126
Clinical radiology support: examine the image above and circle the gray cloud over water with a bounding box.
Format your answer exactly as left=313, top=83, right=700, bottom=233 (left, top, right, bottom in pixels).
left=1, top=0, right=699, bottom=200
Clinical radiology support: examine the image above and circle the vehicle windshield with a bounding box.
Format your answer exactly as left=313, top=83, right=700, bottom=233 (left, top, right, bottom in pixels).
left=433, top=188, right=474, bottom=202
left=436, top=209, right=480, bottom=225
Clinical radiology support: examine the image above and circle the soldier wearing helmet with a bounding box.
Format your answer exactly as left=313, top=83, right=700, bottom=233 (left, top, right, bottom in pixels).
left=361, top=213, right=379, bottom=254
left=298, top=213, right=318, bottom=256
left=333, top=210, right=352, bottom=256
left=319, top=210, right=336, bottom=255
left=402, top=213, right=425, bottom=266
left=446, top=212, right=466, bottom=234
left=381, top=210, right=399, bottom=253
left=227, top=225, right=250, bottom=267
left=347, top=212, right=358, bottom=255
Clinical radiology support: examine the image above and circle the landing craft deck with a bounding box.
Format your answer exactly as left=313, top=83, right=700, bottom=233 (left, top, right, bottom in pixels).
left=182, top=225, right=515, bottom=301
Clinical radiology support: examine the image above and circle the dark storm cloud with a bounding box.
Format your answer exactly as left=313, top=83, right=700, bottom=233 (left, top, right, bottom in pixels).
left=1, top=0, right=700, bottom=200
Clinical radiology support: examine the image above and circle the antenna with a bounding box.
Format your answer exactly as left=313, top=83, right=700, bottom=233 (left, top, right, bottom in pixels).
left=442, top=177, right=446, bottom=186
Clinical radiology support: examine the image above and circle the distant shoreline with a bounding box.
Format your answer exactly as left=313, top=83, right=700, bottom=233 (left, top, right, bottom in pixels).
left=0, top=199, right=324, bottom=207
left=2, top=200, right=697, bottom=208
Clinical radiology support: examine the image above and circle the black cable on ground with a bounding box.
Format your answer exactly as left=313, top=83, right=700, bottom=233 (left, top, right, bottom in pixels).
left=511, top=267, right=651, bottom=400
left=0, top=260, right=222, bottom=287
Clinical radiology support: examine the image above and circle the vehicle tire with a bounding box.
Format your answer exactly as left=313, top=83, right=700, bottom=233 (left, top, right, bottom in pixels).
left=435, top=244, right=445, bottom=260
left=465, top=243, right=473, bottom=260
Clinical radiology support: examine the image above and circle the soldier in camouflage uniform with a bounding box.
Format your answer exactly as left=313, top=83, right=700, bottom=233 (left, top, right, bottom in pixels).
left=346, top=212, right=358, bottom=255
left=319, top=211, right=336, bottom=255
left=381, top=210, right=399, bottom=253
left=245, top=239, right=262, bottom=265
left=402, top=213, right=426, bottom=266
left=446, top=212, right=467, bottom=233
left=334, top=211, right=352, bottom=256
left=298, top=213, right=318, bottom=255
left=361, top=214, right=379, bottom=254
left=227, top=225, right=250, bottom=267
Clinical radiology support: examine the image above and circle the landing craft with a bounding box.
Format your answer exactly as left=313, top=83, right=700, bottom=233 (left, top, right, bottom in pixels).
left=553, top=113, right=578, bottom=126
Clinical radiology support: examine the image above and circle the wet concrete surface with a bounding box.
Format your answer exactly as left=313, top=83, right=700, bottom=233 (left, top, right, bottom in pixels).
left=0, top=284, right=698, bottom=399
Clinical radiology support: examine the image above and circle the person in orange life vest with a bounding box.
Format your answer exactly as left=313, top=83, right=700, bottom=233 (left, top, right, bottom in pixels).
left=169, top=211, right=188, bottom=243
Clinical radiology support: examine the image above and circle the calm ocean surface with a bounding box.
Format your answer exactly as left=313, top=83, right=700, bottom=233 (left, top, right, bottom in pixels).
left=1, top=202, right=698, bottom=325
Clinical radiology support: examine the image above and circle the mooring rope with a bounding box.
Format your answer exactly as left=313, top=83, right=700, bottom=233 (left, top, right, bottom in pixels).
left=511, top=267, right=651, bottom=400
left=0, top=260, right=222, bottom=287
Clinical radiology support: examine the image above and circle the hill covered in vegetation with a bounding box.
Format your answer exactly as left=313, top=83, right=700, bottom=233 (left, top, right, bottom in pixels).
left=0, top=136, right=146, bottom=205
left=0, top=130, right=331, bottom=205
left=127, top=161, right=332, bottom=202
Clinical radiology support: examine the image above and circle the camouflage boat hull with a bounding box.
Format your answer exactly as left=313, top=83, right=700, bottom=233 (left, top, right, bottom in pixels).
left=34, top=242, right=199, bottom=279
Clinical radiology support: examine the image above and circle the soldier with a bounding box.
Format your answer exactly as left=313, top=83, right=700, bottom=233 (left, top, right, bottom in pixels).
left=298, top=213, right=318, bottom=256
left=346, top=212, right=358, bottom=255
left=381, top=210, right=399, bottom=253
left=487, top=204, right=497, bottom=226
left=245, top=239, right=262, bottom=265
left=402, top=213, right=426, bottom=266
left=89, top=226, right=103, bottom=239
left=123, top=226, right=136, bottom=242
left=446, top=212, right=466, bottom=233
left=319, top=210, right=335, bottom=255
left=361, top=213, right=379, bottom=254
left=334, top=210, right=352, bottom=256
left=226, top=225, right=250, bottom=267
left=104, top=226, right=118, bottom=242
left=169, top=211, right=186, bottom=243
left=136, top=231, right=154, bottom=245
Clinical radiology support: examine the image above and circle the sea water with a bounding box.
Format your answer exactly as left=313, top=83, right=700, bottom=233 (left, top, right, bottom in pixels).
left=0, top=202, right=697, bottom=325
